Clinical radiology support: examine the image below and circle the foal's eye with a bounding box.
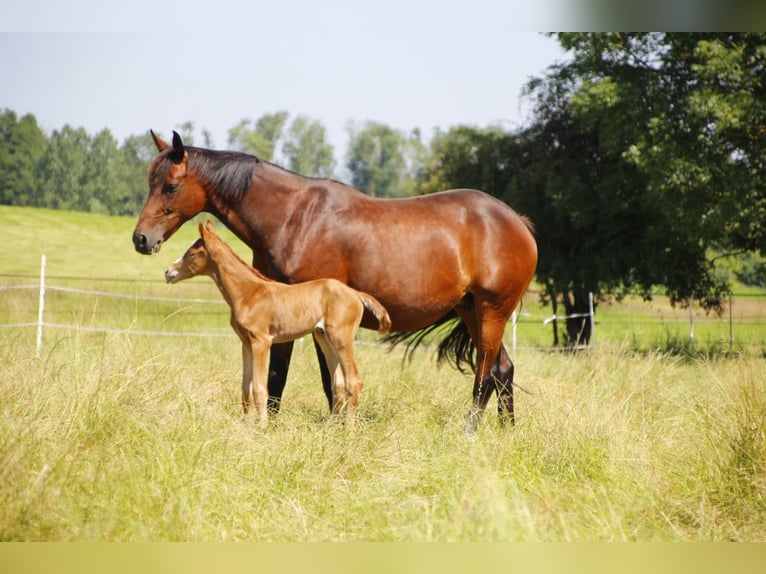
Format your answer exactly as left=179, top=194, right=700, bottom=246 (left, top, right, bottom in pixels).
left=162, top=183, right=179, bottom=195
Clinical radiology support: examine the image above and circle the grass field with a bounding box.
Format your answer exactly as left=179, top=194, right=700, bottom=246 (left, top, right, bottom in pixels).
left=2, top=205, right=766, bottom=541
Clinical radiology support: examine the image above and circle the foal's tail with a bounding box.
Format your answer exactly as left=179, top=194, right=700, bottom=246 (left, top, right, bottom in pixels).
left=356, top=292, right=392, bottom=334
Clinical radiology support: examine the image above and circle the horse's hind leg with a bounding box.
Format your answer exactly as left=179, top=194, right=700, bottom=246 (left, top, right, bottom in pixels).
left=465, top=304, right=510, bottom=432
left=491, top=344, right=515, bottom=426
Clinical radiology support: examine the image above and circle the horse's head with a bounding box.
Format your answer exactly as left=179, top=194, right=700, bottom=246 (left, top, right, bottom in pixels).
left=133, top=130, right=207, bottom=254
left=164, top=222, right=212, bottom=283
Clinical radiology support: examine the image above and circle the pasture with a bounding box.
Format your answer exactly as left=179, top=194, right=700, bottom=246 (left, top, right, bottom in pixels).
left=1, top=205, right=765, bottom=541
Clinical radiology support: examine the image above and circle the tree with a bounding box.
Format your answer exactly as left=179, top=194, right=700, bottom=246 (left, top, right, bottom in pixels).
left=227, top=112, right=289, bottom=160
left=81, top=129, right=121, bottom=214
left=345, top=120, right=421, bottom=197
left=116, top=133, right=158, bottom=216
left=35, top=125, right=91, bottom=211
left=282, top=115, right=335, bottom=178
left=518, top=33, right=766, bottom=344
left=0, top=109, right=46, bottom=206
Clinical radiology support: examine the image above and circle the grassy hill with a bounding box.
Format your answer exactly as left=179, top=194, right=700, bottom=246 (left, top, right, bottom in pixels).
left=2, top=204, right=250, bottom=280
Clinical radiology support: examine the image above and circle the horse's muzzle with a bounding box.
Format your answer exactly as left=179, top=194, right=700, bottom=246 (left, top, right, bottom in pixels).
left=133, top=230, right=163, bottom=254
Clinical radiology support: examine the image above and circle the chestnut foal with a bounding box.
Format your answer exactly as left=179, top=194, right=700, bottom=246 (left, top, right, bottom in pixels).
left=165, top=221, right=391, bottom=427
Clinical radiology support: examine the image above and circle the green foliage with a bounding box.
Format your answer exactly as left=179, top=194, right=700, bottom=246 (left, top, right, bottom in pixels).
left=0, top=109, right=46, bottom=206
left=417, top=34, right=766, bottom=346
left=345, top=121, right=426, bottom=197
left=227, top=112, right=289, bottom=160
left=282, top=115, right=335, bottom=178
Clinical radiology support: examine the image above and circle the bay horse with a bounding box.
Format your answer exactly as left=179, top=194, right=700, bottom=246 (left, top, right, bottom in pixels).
left=134, top=131, right=537, bottom=431
left=165, top=220, right=391, bottom=427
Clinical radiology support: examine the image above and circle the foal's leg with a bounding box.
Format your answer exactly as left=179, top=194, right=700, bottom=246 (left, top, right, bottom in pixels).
left=240, top=338, right=255, bottom=417
left=336, top=347, right=363, bottom=428
left=311, top=336, right=334, bottom=410
left=250, top=339, right=272, bottom=427
left=326, top=327, right=364, bottom=427
left=313, top=331, right=343, bottom=416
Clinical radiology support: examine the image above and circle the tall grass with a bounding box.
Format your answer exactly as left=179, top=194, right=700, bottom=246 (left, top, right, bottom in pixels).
left=1, top=330, right=764, bottom=541
left=2, top=205, right=765, bottom=540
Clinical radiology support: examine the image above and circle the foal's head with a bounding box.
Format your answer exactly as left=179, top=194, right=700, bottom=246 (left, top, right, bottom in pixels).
left=164, top=220, right=227, bottom=283
left=164, top=237, right=210, bottom=284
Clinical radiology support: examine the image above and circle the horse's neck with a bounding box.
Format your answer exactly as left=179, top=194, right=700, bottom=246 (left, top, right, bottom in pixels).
left=206, top=245, right=268, bottom=307
left=203, top=163, right=303, bottom=274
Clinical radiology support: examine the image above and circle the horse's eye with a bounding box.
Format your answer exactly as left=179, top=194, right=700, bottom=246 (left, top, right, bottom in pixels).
left=163, top=183, right=179, bottom=195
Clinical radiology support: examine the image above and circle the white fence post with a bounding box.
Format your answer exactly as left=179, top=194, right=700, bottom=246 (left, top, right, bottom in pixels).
left=588, top=291, right=595, bottom=348
left=688, top=297, right=694, bottom=350
left=36, top=254, right=46, bottom=358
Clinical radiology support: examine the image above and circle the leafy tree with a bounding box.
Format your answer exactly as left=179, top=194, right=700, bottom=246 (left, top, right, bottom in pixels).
left=282, top=115, right=335, bottom=178
left=519, top=33, right=766, bottom=343
left=0, top=109, right=46, bottom=206
left=345, top=120, right=423, bottom=197
left=227, top=112, right=289, bottom=160
left=81, top=129, right=122, bottom=214
left=116, top=133, right=158, bottom=215
left=35, top=125, right=91, bottom=211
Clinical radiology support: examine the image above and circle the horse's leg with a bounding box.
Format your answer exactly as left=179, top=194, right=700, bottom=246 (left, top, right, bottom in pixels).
left=464, top=303, right=508, bottom=433
left=311, top=336, right=334, bottom=410
left=454, top=304, right=497, bottom=430
left=267, top=341, right=294, bottom=413
left=491, top=344, right=515, bottom=426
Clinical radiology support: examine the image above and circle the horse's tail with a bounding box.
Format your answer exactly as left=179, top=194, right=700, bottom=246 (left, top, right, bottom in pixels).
left=382, top=310, right=476, bottom=374
left=357, top=292, right=392, bottom=334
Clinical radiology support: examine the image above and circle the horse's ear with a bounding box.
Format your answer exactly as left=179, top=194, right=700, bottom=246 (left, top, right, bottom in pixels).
left=151, top=130, right=169, bottom=152
left=198, top=221, right=205, bottom=236
left=206, top=220, right=215, bottom=233
left=170, top=131, right=186, bottom=164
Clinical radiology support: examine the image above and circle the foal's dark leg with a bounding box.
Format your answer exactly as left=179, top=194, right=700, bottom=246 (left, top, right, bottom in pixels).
left=312, top=336, right=334, bottom=410
left=491, top=344, right=515, bottom=426
left=267, top=341, right=294, bottom=413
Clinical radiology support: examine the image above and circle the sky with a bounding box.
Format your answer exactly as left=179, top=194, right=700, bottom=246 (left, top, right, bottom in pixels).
left=1, top=1, right=569, bottom=161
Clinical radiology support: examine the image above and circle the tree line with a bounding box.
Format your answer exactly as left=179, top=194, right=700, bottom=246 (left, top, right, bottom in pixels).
left=0, top=110, right=430, bottom=215
left=2, top=33, right=764, bottom=346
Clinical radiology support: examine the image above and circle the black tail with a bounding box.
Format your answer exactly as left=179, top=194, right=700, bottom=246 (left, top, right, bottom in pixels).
left=382, top=310, right=476, bottom=374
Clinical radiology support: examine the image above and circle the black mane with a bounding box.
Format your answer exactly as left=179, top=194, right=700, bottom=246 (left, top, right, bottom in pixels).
left=189, top=147, right=258, bottom=199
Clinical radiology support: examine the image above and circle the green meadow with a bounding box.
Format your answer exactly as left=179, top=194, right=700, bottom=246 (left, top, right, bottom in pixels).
left=1, top=205, right=765, bottom=541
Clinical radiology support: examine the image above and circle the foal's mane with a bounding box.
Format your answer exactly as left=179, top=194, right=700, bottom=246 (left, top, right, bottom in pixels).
left=204, top=228, right=274, bottom=282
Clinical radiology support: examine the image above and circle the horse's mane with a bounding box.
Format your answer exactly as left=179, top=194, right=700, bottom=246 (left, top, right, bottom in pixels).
left=188, top=147, right=259, bottom=200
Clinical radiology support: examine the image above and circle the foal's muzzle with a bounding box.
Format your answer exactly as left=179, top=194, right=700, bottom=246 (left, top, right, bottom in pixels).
left=164, top=268, right=179, bottom=283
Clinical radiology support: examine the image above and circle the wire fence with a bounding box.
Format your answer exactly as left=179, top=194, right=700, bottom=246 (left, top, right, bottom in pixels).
left=2, top=255, right=765, bottom=357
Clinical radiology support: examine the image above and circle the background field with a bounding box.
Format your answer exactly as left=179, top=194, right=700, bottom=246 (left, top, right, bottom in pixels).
left=1, top=205, right=765, bottom=541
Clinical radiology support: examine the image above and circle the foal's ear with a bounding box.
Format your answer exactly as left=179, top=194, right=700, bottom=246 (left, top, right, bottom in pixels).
left=150, top=130, right=169, bottom=152
left=170, top=131, right=186, bottom=164
left=205, top=220, right=215, bottom=234
left=198, top=220, right=205, bottom=236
